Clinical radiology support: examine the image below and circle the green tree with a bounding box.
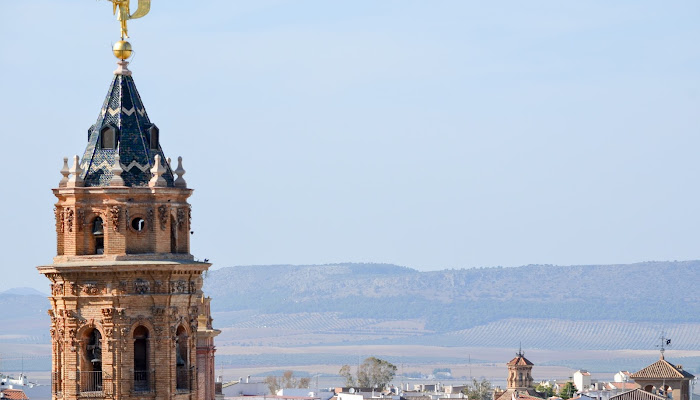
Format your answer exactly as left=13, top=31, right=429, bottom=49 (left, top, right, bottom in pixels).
left=462, top=378, right=492, bottom=400
left=559, top=382, right=577, bottom=400
left=339, top=357, right=397, bottom=389
left=535, top=384, right=554, bottom=398
left=265, top=371, right=310, bottom=394
left=339, top=365, right=355, bottom=386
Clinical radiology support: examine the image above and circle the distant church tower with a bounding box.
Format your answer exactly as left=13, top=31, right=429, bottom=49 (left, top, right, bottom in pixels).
left=494, top=347, right=541, bottom=400
left=36, top=35, right=220, bottom=399
left=507, top=348, right=534, bottom=389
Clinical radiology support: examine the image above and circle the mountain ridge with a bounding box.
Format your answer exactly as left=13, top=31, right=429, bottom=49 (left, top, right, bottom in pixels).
left=204, top=260, right=700, bottom=331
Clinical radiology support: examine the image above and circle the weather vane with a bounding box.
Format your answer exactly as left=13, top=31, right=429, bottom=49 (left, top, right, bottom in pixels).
left=656, top=332, right=671, bottom=358
left=104, top=0, right=151, bottom=60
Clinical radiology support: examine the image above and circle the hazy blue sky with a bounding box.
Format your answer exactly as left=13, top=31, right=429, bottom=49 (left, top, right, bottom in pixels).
left=1, top=1, right=699, bottom=291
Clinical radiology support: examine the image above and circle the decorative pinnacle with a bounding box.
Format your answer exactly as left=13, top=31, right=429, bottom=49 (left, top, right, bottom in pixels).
left=174, top=156, right=187, bottom=188
left=149, top=154, right=167, bottom=187
left=67, top=155, right=84, bottom=188
left=110, top=154, right=125, bottom=186
left=59, top=157, right=70, bottom=187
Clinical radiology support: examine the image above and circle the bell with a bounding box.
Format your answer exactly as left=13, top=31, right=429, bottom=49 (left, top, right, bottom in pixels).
left=92, top=217, right=104, bottom=235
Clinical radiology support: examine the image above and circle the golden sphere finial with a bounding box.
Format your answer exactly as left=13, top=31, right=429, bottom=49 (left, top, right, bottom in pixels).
left=113, top=40, right=133, bottom=60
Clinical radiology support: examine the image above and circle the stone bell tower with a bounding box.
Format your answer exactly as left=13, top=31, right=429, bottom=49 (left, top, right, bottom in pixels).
left=37, top=45, right=220, bottom=399
left=507, top=348, right=534, bottom=389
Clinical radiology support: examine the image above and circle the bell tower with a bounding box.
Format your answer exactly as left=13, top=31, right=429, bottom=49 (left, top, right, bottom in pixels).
left=507, top=348, right=534, bottom=389
left=37, top=8, right=220, bottom=400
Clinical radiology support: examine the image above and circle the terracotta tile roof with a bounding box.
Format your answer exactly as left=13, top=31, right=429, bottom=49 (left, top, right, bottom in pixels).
left=610, top=389, right=666, bottom=400
left=508, top=356, right=534, bottom=366
left=630, top=358, right=695, bottom=380
left=1, top=388, right=29, bottom=400
left=495, top=388, right=543, bottom=400
left=608, top=382, right=639, bottom=390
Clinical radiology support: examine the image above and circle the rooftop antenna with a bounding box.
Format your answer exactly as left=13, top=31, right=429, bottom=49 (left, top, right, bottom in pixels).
left=469, top=355, right=472, bottom=381
left=518, top=342, right=524, bottom=357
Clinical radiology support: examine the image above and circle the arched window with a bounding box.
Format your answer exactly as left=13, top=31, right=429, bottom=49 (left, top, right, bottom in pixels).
left=175, top=326, right=189, bottom=391
left=170, top=215, right=177, bottom=253
left=92, top=217, right=104, bottom=255
left=149, top=125, right=159, bottom=150
left=100, top=126, right=117, bottom=149
left=80, top=328, right=103, bottom=393
left=133, top=326, right=150, bottom=392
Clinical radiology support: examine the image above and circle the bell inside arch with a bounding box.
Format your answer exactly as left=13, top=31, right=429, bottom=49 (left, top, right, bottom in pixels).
left=92, top=217, right=104, bottom=235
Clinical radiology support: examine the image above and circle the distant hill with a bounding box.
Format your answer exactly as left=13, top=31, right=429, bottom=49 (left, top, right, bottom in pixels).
left=2, top=261, right=697, bottom=352
left=203, top=261, right=700, bottom=349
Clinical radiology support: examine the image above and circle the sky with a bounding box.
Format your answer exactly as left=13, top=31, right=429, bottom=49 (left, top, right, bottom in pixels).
left=0, top=1, right=699, bottom=292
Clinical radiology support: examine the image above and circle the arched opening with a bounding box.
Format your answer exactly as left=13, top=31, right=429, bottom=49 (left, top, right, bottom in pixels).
left=80, top=328, right=103, bottom=392
left=100, top=126, right=117, bottom=149
left=661, top=385, right=672, bottom=398
left=133, top=326, right=150, bottom=392
left=175, top=326, right=189, bottom=391
left=149, top=125, right=159, bottom=150
left=170, top=215, right=177, bottom=253
left=92, top=217, right=104, bottom=254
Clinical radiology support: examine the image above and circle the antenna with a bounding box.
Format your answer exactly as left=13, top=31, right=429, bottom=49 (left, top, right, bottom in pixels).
left=469, top=355, right=472, bottom=381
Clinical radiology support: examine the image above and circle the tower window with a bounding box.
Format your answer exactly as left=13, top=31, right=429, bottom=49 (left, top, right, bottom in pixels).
left=131, top=217, right=145, bottom=232
left=100, top=125, right=118, bottom=149
left=92, top=217, right=104, bottom=255
left=133, top=326, right=150, bottom=392
left=149, top=125, right=159, bottom=150
left=175, top=325, right=189, bottom=392
left=80, top=328, right=103, bottom=393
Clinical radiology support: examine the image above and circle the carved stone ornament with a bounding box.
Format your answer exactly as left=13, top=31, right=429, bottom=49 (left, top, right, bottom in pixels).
left=152, top=306, right=166, bottom=316
left=188, top=281, right=196, bottom=294
left=154, top=280, right=163, bottom=293
left=101, top=307, right=114, bottom=320
left=134, top=278, right=150, bottom=294
left=76, top=209, right=86, bottom=232
left=51, top=283, right=64, bottom=296
left=104, top=327, right=113, bottom=338
left=147, top=208, right=155, bottom=232
left=177, top=208, right=186, bottom=231
left=69, top=283, right=78, bottom=296
left=118, top=280, right=128, bottom=294
left=158, top=205, right=168, bottom=230
left=116, top=308, right=126, bottom=317
left=171, top=280, right=187, bottom=294
left=154, top=327, right=163, bottom=344
left=110, top=206, right=121, bottom=232
left=65, top=208, right=74, bottom=233
left=83, top=283, right=100, bottom=295
left=188, top=207, right=192, bottom=228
